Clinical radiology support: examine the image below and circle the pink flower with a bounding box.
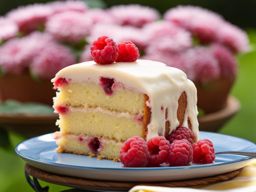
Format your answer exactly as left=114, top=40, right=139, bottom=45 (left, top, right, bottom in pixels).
left=46, top=11, right=92, bottom=43
left=143, top=21, right=192, bottom=52
left=21, top=32, right=55, bottom=57
left=144, top=51, right=192, bottom=76
left=0, top=39, right=30, bottom=74
left=0, top=32, right=54, bottom=74
left=49, top=0, right=88, bottom=14
left=164, top=6, right=224, bottom=43
left=188, top=16, right=223, bottom=43
left=89, top=24, right=146, bottom=49
left=216, top=23, right=249, bottom=53
left=85, top=9, right=115, bottom=25
left=146, top=35, right=191, bottom=54
left=24, top=31, right=54, bottom=43
left=211, top=44, right=237, bottom=78
left=7, top=4, right=52, bottom=33
left=30, top=42, right=76, bottom=79
left=164, top=5, right=223, bottom=29
left=0, top=17, right=18, bottom=41
left=183, top=47, right=220, bottom=82
left=108, top=4, right=160, bottom=27
left=80, top=46, right=91, bottom=62
left=145, top=46, right=220, bottom=83
left=164, top=6, right=249, bottom=51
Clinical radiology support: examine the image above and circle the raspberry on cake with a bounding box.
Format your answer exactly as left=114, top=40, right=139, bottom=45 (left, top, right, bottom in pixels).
left=90, top=36, right=118, bottom=65
left=116, top=41, right=140, bottom=62
left=52, top=37, right=199, bottom=161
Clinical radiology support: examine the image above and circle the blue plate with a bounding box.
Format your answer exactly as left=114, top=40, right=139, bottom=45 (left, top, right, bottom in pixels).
left=16, top=132, right=256, bottom=182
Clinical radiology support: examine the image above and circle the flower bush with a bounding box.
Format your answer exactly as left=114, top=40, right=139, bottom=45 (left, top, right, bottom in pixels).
left=46, top=11, right=92, bottom=43
left=0, top=2, right=249, bottom=85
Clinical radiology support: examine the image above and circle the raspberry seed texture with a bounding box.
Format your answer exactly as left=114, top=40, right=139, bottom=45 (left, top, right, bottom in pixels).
left=120, top=136, right=149, bottom=167
left=147, top=136, right=170, bottom=166
left=193, top=139, right=215, bottom=164
left=116, top=41, right=140, bottom=62
left=91, top=36, right=118, bottom=65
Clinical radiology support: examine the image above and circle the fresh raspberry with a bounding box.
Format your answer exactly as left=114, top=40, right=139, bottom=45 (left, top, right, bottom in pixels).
left=116, top=41, right=140, bottom=62
left=90, top=36, right=118, bottom=65
left=120, top=136, right=149, bottom=167
left=193, top=139, right=215, bottom=164
left=55, top=105, right=69, bottom=114
left=147, top=136, right=170, bottom=166
left=53, top=77, right=69, bottom=89
left=168, top=139, right=193, bottom=166
left=168, top=127, right=196, bottom=144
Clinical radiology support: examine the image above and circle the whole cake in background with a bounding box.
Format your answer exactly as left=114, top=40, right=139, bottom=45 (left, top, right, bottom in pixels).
left=53, top=36, right=199, bottom=162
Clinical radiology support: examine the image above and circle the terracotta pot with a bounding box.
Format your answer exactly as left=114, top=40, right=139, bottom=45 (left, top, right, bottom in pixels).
left=196, top=77, right=235, bottom=114
left=0, top=73, right=54, bottom=105
left=199, top=96, right=240, bottom=132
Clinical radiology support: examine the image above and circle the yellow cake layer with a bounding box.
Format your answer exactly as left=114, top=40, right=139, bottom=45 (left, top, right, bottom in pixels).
left=55, top=82, right=145, bottom=114
left=59, top=110, right=145, bottom=142
left=56, top=134, right=122, bottom=160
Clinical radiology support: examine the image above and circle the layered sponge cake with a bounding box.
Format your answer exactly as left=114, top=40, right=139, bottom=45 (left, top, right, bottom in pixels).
left=53, top=59, right=199, bottom=161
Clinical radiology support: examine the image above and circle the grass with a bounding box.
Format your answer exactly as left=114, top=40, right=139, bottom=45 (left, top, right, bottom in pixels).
left=0, top=34, right=255, bottom=192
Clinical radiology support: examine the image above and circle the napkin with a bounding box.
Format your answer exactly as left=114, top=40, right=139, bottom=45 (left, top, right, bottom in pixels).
left=129, top=160, right=256, bottom=192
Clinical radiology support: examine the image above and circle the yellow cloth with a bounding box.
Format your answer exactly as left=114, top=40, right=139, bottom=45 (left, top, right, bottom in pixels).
left=202, top=159, right=256, bottom=191
left=130, top=160, right=256, bottom=192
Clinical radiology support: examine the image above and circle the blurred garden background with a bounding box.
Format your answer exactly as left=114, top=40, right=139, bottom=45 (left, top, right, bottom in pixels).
left=0, top=0, right=255, bottom=191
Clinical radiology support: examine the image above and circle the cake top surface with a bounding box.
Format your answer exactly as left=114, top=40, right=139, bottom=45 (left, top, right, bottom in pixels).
left=54, top=59, right=189, bottom=89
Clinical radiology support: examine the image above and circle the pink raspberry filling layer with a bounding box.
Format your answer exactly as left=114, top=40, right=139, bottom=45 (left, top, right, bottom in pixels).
left=57, top=134, right=103, bottom=154
left=99, top=77, right=115, bottom=95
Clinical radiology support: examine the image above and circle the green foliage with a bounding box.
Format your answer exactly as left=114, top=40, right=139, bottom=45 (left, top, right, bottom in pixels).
left=0, top=129, right=11, bottom=150
left=0, top=100, right=53, bottom=115
left=83, top=0, right=106, bottom=8
left=247, top=29, right=256, bottom=46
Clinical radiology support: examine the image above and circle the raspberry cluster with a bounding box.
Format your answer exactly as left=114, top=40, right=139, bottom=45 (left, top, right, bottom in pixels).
left=120, top=126, right=215, bottom=167
left=90, top=36, right=140, bottom=65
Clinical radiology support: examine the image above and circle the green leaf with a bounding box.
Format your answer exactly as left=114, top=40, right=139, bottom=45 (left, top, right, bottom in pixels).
left=82, top=0, right=106, bottom=8
left=0, top=129, right=11, bottom=150
left=0, top=100, right=53, bottom=115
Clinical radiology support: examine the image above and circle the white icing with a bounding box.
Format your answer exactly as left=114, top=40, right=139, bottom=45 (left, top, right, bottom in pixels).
left=53, top=59, right=199, bottom=140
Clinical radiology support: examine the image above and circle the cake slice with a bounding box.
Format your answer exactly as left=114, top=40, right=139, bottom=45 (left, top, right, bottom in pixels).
left=53, top=59, right=199, bottom=161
